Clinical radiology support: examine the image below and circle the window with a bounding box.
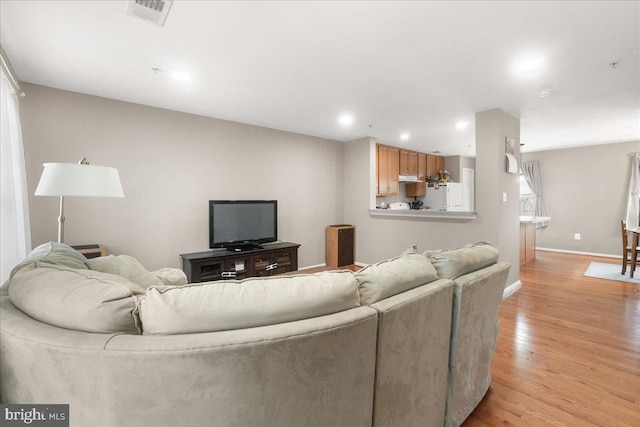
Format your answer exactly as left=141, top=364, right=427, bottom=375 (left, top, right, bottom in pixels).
left=519, top=173, right=533, bottom=195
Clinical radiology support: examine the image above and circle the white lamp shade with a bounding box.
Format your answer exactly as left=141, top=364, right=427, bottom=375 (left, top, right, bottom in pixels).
left=35, top=163, right=124, bottom=197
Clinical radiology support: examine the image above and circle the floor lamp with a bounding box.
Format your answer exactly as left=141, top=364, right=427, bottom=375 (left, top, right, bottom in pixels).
left=34, top=157, right=124, bottom=243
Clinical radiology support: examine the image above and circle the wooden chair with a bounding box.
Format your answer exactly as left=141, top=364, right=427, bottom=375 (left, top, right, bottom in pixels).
left=621, top=220, right=640, bottom=276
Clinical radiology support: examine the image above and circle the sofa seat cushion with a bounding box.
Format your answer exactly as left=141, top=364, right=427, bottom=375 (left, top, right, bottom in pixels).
left=424, top=241, right=499, bottom=280
left=138, top=271, right=360, bottom=335
left=87, top=255, right=187, bottom=288
left=355, top=254, right=438, bottom=305
left=8, top=263, right=143, bottom=334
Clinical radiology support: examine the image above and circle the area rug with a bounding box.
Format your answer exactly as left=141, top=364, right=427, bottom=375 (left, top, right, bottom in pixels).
left=583, top=262, right=640, bottom=284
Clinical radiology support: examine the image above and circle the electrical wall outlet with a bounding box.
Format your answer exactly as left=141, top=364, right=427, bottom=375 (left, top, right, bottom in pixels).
left=574, top=233, right=581, bottom=240
left=502, top=192, right=507, bottom=202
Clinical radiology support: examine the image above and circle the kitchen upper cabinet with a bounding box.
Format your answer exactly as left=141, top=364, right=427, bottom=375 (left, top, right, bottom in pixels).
left=426, top=154, right=445, bottom=178
left=436, top=156, right=445, bottom=174
left=377, top=144, right=399, bottom=196
left=417, top=152, right=427, bottom=180
left=406, top=152, right=427, bottom=197
left=399, top=150, right=418, bottom=176
left=426, top=155, right=437, bottom=178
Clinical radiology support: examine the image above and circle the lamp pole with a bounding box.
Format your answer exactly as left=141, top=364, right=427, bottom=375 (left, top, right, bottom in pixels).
left=57, top=195, right=65, bottom=243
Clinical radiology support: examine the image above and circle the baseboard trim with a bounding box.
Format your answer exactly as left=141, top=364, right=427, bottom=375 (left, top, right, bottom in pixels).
left=298, top=263, right=326, bottom=271
left=503, top=280, right=522, bottom=299
left=300, top=262, right=368, bottom=271
left=536, top=247, right=620, bottom=259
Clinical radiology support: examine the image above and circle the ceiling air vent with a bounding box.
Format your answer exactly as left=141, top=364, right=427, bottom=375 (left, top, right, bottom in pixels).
left=126, top=0, right=173, bottom=26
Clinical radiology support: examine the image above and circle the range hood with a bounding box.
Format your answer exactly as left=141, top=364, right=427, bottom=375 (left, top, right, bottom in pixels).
left=398, top=175, right=421, bottom=183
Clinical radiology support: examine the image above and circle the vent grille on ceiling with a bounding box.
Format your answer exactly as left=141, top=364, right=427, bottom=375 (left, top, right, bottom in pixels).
left=126, top=0, right=173, bottom=26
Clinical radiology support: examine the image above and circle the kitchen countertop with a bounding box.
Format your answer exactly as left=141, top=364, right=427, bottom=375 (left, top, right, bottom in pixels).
left=369, top=211, right=550, bottom=222
left=519, top=216, right=552, bottom=224
left=369, top=209, right=477, bottom=220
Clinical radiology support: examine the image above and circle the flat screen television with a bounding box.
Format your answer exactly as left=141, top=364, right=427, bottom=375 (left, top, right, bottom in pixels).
left=209, top=200, right=278, bottom=251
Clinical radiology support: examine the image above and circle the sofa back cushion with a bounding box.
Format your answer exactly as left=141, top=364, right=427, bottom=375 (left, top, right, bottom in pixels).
left=8, top=263, right=143, bottom=334
left=355, top=254, right=438, bottom=305
left=87, top=255, right=187, bottom=288
left=423, top=241, right=499, bottom=280
left=138, top=271, right=360, bottom=335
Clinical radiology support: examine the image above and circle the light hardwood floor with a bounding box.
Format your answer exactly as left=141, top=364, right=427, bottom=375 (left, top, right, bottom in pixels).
left=464, top=251, right=640, bottom=426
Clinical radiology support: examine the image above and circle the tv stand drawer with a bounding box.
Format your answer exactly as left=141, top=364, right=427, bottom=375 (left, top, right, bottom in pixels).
left=180, top=242, right=300, bottom=283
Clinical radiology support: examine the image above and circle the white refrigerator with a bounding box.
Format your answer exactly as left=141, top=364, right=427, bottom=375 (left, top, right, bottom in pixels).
left=424, top=183, right=463, bottom=211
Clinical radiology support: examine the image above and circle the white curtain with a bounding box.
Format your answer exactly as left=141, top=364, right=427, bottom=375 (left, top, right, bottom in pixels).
left=625, top=153, right=640, bottom=229
left=1, top=65, right=31, bottom=284
left=521, top=161, right=549, bottom=229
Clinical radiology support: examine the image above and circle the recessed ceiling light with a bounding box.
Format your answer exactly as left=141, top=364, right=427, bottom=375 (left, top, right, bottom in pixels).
left=456, top=121, right=469, bottom=130
left=400, top=132, right=410, bottom=141
left=338, top=114, right=354, bottom=126
left=536, top=88, right=552, bottom=98
left=515, top=56, right=545, bottom=74
left=172, top=71, right=191, bottom=82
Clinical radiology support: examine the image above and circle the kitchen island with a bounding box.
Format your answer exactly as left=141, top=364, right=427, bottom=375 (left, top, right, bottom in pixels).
left=520, top=216, right=551, bottom=264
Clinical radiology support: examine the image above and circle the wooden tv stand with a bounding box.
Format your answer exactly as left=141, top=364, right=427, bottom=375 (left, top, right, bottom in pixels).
left=180, top=242, right=300, bottom=283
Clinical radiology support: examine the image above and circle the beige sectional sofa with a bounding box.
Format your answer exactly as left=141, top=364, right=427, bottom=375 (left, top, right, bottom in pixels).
left=0, top=241, right=509, bottom=427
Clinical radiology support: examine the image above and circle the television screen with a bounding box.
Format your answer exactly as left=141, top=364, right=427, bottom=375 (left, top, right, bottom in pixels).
left=209, top=200, right=277, bottom=250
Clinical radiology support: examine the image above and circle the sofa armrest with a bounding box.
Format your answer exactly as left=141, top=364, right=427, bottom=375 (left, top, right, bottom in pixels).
left=369, top=278, right=454, bottom=427
left=446, top=262, right=511, bottom=427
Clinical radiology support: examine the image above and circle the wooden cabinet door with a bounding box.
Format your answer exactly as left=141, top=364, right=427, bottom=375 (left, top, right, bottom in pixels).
left=400, top=150, right=418, bottom=175
left=426, top=155, right=437, bottom=178
left=417, top=152, right=427, bottom=180
left=525, top=222, right=536, bottom=263
left=519, top=224, right=526, bottom=265
left=252, top=252, right=276, bottom=277
left=273, top=249, right=296, bottom=275
left=377, top=144, right=389, bottom=195
left=377, top=144, right=399, bottom=195
left=406, top=182, right=426, bottom=197
left=408, top=151, right=417, bottom=175
left=399, top=149, right=409, bottom=175
left=223, top=257, right=250, bottom=280
left=406, top=151, right=427, bottom=196
left=198, top=260, right=224, bottom=282
left=436, top=156, right=445, bottom=174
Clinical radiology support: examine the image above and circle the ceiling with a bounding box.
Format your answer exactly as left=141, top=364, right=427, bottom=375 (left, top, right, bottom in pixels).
left=1, top=1, right=638, bottom=156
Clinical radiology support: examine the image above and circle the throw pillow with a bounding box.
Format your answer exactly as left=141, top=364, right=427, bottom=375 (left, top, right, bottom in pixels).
left=423, top=241, right=499, bottom=279
left=87, top=255, right=187, bottom=288
left=355, top=253, right=438, bottom=305
left=0, top=242, right=89, bottom=292
left=401, top=244, right=419, bottom=256
left=9, top=263, right=143, bottom=334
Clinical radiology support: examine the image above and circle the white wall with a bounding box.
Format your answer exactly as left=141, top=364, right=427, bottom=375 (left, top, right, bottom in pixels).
left=523, top=140, right=639, bottom=256
left=343, top=109, right=521, bottom=287
left=20, top=84, right=345, bottom=270
left=18, top=84, right=525, bottom=286
left=444, top=155, right=476, bottom=183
